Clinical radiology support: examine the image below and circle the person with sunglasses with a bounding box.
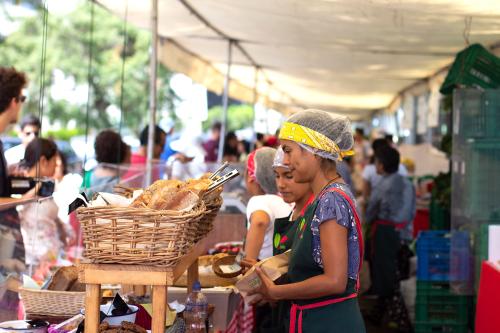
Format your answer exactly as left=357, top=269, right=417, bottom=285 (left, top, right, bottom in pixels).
left=0, top=67, right=28, bottom=290
left=5, top=114, right=41, bottom=166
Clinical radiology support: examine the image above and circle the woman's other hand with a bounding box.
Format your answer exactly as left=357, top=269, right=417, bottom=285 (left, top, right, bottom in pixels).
left=249, top=267, right=279, bottom=301
left=240, top=258, right=257, bottom=274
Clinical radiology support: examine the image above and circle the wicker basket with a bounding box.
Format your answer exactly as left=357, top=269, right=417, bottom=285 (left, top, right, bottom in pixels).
left=194, top=196, right=223, bottom=243
left=18, top=287, right=85, bottom=317
left=77, top=203, right=206, bottom=266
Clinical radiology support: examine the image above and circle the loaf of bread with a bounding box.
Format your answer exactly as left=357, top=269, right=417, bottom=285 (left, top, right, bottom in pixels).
left=47, top=266, right=79, bottom=291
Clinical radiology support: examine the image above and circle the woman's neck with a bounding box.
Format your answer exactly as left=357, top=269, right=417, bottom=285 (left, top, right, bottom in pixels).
left=310, top=169, right=339, bottom=196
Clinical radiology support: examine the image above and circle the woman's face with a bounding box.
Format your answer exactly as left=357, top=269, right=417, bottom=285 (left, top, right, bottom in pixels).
left=281, top=140, right=320, bottom=183
left=274, top=166, right=311, bottom=204
left=39, top=155, right=57, bottom=178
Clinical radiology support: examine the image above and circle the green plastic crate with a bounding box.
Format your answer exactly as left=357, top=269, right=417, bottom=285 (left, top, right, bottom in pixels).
left=464, top=139, right=500, bottom=220
left=415, top=300, right=469, bottom=323
left=414, top=321, right=468, bottom=333
left=441, top=44, right=500, bottom=95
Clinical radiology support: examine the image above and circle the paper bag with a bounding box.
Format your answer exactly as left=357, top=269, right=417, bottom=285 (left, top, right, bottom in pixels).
left=235, top=250, right=290, bottom=303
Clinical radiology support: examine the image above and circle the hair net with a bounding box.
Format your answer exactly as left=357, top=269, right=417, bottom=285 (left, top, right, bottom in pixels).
left=272, top=146, right=289, bottom=170
left=254, top=147, right=278, bottom=194
left=284, top=109, right=354, bottom=161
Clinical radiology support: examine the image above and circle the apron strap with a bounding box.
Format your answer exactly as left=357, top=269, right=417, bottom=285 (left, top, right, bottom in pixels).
left=298, top=194, right=316, bottom=217
left=324, top=187, right=364, bottom=291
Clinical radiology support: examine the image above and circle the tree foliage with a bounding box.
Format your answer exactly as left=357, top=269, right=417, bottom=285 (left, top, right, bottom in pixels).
left=203, top=104, right=254, bottom=132
left=0, top=1, right=176, bottom=133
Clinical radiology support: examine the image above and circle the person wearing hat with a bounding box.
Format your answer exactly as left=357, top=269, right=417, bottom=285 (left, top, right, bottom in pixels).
left=250, top=109, right=365, bottom=332
left=243, top=146, right=292, bottom=332
left=270, top=146, right=314, bottom=332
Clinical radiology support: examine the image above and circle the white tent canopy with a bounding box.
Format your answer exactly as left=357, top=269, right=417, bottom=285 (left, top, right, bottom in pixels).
left=98, top=0, right=500, bottom=119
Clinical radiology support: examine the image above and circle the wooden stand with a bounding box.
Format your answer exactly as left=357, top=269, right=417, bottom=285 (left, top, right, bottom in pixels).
left=78, top=242, right=205, bottom=333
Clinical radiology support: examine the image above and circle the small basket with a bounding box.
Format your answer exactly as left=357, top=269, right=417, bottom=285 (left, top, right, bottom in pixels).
left=212, top=255, right=243, bottom=278
left=19, top=287, right=85, bottom=317
left=77, top=203, right=206, bottom=266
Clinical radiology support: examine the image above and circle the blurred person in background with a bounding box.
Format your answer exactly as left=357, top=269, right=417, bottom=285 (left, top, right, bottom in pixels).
left=362, top=139, right=408, bottom=204
left=223, top=131, right=241, bottom=162
left=254, top=132, right=265, bottom=149
left=364, top=145, right=415, bottom=332
left=18, top=138, right=71, bottom=270
left=203, top=121, right=221, bottom=163
left=122, top=125, right=164, bottom=186
left=5, top=114, right=41, bottom=166
left=353, top=127, right=371, bottom=167
left=0, top=66, right=28, bottom=278
left=160, top=118, right=192, bottom=164
left=84, top=130, right=130, bottom=194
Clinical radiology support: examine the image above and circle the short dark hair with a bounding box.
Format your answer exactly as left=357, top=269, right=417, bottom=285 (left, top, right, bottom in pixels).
left=372, top=138, right=389, bottom=153
left=139, top=125, right=165, bottom=147
left=375, top=146, right=400, bottom=174
left=20, top=114, right=41, bottom=130
left=95, top=130, right=129, bottom=164
left=355, top=127, right=365, bottom=136
left=211, top=121, right=222, bottom=131
left=0, top=67, right=27, bottom=114
left=21, top=138, right=58, bottom=169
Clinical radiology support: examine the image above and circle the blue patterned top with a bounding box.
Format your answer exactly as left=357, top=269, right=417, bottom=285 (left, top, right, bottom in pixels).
left=310, top=182, right=360, bottom=280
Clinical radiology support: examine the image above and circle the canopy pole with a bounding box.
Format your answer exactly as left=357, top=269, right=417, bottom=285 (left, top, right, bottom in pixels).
left=250, top=67, right=259, bottom=151
left=217, top=39, right=233, bottom=163
left=146, top=0, right=158, bottom=186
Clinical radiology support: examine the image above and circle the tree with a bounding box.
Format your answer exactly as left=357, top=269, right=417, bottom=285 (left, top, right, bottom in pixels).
left=0, top=1, right=176, bottom=133
left=203, top=104, right=254, bottom=132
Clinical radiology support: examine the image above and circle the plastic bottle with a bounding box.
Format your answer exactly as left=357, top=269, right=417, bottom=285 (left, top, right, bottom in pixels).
left=184, top=281, right=208, bottom=333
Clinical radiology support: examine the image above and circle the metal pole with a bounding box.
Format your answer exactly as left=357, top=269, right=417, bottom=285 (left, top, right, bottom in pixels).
left=217, top=39, right=233, bottom=163
left=250, top=67, right=259, bottom=151
left=146, top=0, right=158, bottom=186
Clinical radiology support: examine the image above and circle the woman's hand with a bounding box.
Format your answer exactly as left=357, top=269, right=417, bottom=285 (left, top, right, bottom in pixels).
left=249, top=267, right=279, bottom=302
left=240, top=258, right=257, bottom=274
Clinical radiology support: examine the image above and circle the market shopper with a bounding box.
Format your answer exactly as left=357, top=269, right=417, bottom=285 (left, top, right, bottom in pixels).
left=250, top=109, right=366, bottom=333
left=364, top=145, right=415, bottom=332
left=0, top=66, right=27, bottom=275
left=5, top=114, right=41, bottom=166
left=202, top=121, right=221, bottom=163
left=243, top=147, right=292, bottom=332
left=18, top=138, right=70, bottom=268
left=122, top=125, right=165, bottom=186
left=84, top=129, right=130, bottom=194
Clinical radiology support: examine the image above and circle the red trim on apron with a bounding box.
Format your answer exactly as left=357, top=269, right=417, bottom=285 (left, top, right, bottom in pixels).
left=289, top=187, right=363, bottom=333
left=298, top=194, right=316, bottom=217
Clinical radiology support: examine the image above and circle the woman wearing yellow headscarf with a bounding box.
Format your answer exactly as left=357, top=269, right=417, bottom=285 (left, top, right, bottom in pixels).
left=249, top=109, right=365, bottom=333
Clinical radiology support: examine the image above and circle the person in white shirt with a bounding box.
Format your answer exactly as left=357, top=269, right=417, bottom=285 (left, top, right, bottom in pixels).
left=244, top=147, right=292, bottom=262
left=5, top=114, right=41, bottom=166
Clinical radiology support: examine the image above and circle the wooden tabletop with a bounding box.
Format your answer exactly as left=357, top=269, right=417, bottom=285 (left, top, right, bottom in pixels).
left=0, top=197, right=35, bottom=211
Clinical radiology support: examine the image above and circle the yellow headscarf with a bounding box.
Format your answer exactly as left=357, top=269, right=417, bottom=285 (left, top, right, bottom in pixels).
left=278, top=122, right=354, bottom=161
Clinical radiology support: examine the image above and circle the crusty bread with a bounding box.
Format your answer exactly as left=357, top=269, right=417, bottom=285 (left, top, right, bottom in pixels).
left=130, top=179, right=183, bottom=208
left=47, top=266, right=79, bottom=291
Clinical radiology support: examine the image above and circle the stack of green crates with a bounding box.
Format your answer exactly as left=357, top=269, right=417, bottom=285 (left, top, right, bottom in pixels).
left=441, top=44, right=500, bottom=95
left=415, top=281, right=471, bottom=333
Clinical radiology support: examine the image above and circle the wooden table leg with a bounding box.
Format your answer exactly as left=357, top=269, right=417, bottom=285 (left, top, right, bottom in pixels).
left=187, top=257, right=199, bottom=293
left=85, top=283, right=101, bottom=333
left=152, top=285, right=167, bottom=333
